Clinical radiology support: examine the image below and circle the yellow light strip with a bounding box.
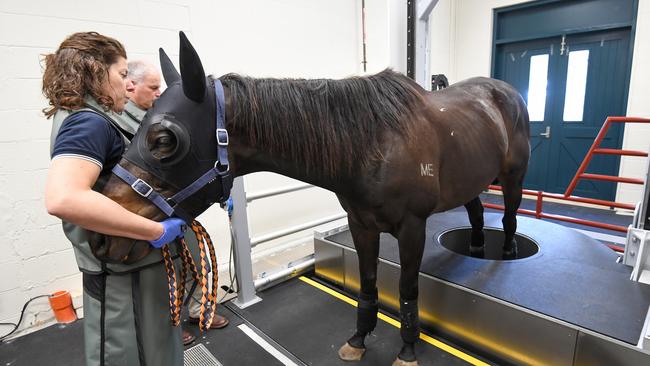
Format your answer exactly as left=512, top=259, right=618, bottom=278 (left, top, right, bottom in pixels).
left=298, top=276, right=490, bottom=366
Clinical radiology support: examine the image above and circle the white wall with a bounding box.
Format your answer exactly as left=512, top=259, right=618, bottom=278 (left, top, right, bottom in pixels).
left=617, top=0, right=650, bottom=205
left=0, top=0, right=394, bottom=336
left=431, top=0, right=650, bottom=205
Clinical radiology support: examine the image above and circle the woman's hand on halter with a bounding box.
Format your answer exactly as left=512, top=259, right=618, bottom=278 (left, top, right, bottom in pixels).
left=149, top=217, right=187, bottom=248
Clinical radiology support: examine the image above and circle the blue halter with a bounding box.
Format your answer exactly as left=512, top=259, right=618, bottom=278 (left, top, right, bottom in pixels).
left=111, top=79, right=233, bottom=222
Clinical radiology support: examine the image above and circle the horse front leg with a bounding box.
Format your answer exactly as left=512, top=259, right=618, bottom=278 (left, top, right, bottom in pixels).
left=338, top=220, right=380, bottom=362
left=394, top=215, right=426, bottom=366
left=464, top=197, right=485, bottom=258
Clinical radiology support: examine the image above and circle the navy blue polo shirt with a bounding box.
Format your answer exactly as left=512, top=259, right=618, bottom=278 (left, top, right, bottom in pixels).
left=51, top=111, right=125, bottom=173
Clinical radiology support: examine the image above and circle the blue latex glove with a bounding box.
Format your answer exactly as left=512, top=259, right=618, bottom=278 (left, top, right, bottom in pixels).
left=225, top=197, right=233, bottom=217
left=149, top=218, right=187, bottom=248
left=220, top=196, right=234, bottom=217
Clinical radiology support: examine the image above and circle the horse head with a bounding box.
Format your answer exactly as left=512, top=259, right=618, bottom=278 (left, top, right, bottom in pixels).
left=92, top=32, right=227, bottom=263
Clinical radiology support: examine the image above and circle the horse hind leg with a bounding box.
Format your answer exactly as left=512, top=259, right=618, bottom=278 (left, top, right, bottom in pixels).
left=498, top=169, right=525, bottom=260
left=464, top=197, right=485, bottom=258
left=338, top=220, right=380, bottom=361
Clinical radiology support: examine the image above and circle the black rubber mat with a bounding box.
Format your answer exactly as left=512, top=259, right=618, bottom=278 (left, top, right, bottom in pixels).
left=325, top=211, right=650, bottom=345
left=0, top=281, right=484, bottom=366
left=185, top=305, right=287, bottom=366
left=227, top=277, right=482, bottom=366
left=0, top=306, right=286, bottom=366
left=0, top=321, right=85, bottom=366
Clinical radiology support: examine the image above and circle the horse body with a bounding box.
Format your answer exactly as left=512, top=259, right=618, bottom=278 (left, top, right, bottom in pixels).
left=220, top=74, right=529, bottom=364
left=226, top=75, right=528, bottom=229
left=97, top=34, right=529, bottom=366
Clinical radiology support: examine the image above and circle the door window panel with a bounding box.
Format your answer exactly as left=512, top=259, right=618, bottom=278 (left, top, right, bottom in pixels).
left=527, top=54, right=549, bottom=122
left=563, top=50, right=590, bottom=122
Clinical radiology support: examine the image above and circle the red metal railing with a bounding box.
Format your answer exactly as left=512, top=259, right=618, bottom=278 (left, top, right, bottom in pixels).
left=564, top=116, right=650, bottom=196
left=485, top=116, right=650, bottom=253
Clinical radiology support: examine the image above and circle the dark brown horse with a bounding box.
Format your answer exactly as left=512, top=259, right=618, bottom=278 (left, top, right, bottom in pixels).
left=98, top=33, right=529, bottom=365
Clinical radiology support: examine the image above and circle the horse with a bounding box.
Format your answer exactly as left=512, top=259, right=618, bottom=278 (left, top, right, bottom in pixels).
left=97, top=32, right=530, bottom=366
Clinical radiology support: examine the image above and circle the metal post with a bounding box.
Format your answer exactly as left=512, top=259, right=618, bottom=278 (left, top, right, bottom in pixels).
left=230, top=177, right=262, bottom=308
left=413, top=0, right=439, bottom=89
left=406, top=0, right=415, bottom=79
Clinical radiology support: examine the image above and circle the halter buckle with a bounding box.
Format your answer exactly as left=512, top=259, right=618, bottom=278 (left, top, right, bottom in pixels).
left=216, top=128, right=229, bottom=146
left=214, top=160, right=230, bottom=174
left=131, top=179, right=153, bottom=198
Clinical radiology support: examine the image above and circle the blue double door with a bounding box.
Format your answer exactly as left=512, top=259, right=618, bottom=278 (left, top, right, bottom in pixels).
left=494, top=29, right=631, bottom=200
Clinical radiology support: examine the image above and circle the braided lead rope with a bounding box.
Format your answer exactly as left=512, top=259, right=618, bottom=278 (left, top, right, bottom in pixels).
left=160, top=220, right=218, bottom=331
left=191, top=221, right=213, bottom=331
left=175, top=239, right=188, bottom=314
left=197, top=223, right=219, bottom=327
left=180, top=237, right=200, bottom=282
left=161, top=245, right=181, bottom=326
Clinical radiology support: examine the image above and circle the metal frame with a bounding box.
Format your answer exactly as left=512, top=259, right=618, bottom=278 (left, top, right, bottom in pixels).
left=407, top=0, right=439, bottom=89
left=624, top=152, right=650, bottom=286
left=314, top=224, right=650, bottom=363
left=230, top=177, right=262, bottom=308
left=230, top=176, right=347, bottom=308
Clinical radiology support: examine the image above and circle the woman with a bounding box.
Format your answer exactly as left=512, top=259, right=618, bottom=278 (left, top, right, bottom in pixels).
left=43, top=32, right=185, bottom=366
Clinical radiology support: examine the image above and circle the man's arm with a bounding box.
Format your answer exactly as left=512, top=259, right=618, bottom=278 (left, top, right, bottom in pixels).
left=45, top=157, right=163, bottom=241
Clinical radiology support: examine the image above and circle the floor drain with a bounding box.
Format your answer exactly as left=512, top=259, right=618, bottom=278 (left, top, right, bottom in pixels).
left=184, top=343, right=222, bottom=366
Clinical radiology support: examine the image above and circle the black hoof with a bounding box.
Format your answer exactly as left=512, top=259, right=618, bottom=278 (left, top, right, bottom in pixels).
left=397, top=343, right=416, bottom=362
left=347, top=333, right=365, bottom=349
left=502, top=240, right=518, bottom=259
left=469, top=245, right=485, bottom=258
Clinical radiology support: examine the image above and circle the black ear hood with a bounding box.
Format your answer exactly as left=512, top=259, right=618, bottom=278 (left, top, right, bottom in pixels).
left=123, top=78, right=219, bottom=193
left=159, top=48, right=180, bottom=86
left=122, top=32, right=223, bottom=211
left=179, top=31, right=206, bottom=102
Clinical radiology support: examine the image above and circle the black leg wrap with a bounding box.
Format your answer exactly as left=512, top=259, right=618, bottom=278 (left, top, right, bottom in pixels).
left=399, top=298, right=419, bottom=344
left=356, top=292, right=379, bottom=335
left=471, top=229, right=484, bottom=248
left=502, top=238, right=518, bottom=259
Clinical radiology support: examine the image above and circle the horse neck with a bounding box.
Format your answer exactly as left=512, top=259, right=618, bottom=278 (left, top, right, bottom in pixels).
left=223, top=79, right=354, bottom=192
left=220, top=71, right=422, bottom=194
left=228, top=139, right=346, bottom=193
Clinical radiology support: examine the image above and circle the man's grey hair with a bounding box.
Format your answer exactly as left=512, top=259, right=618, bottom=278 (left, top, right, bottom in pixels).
left=127, top=60, right=158, bottom=83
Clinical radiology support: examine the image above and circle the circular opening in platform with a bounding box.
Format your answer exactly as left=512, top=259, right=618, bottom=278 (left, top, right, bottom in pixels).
left=438, top=228, right=539, bottom=260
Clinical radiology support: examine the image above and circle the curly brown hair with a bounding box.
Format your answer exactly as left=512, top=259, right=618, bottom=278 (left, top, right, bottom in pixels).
left=41, top=32, right=127, bottom=118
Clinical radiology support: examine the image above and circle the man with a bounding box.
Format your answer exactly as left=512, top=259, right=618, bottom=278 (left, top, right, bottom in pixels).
left=124, top=60, right=230, bottom=346
left=124, top=60, right=161, bottom=123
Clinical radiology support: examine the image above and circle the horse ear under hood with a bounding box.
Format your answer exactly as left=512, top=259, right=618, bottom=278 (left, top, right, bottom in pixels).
left=178, top=31, right=206, bottom=103
left=159, top=48, right=180, bottom=86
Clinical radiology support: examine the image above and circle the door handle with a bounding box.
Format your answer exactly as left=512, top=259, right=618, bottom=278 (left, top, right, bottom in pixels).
left=540, top=126, right=551, bottom=139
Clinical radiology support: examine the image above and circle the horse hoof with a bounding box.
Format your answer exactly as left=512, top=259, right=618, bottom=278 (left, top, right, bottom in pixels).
left=392, top=357, right=418, bottom=366
left=469, top=245, right=485, bottom=258
left=502, top=247, right=518, bottom=260
left=338, top=342, right=365, bottom=361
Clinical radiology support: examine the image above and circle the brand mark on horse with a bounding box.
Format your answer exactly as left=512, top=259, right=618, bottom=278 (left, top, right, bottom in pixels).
left=420, top=163, right=435, bottom=177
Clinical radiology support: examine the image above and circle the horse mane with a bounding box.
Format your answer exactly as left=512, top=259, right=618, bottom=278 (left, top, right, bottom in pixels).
left=221, top=69, right=424, bottom=178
